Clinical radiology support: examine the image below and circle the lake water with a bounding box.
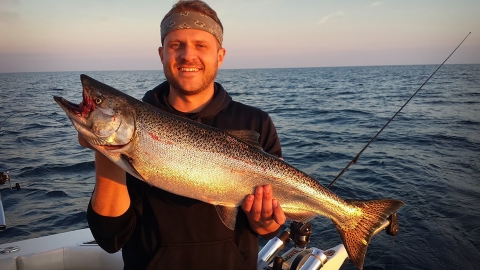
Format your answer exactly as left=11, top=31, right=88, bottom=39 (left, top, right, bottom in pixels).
left=1, top=65, right=479, bottom=269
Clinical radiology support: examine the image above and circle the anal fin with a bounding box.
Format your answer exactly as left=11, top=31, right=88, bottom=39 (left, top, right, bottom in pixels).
left=215, top=205, right=238, bottom=230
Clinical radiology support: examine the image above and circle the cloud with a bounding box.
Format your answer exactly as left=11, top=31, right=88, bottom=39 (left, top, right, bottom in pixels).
left=317, top=11, right=345, bottom=24
left=370, top=2, right=382, bottom=7
left=0, top=0, right=21, bottom=7
left=0, top=10, right=20, bottom=23
left=0, top=0, right=21, bottom=24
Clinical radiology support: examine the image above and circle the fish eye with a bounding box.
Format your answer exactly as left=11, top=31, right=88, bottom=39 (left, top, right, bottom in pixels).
left=94, top=97, right=102, bottom=105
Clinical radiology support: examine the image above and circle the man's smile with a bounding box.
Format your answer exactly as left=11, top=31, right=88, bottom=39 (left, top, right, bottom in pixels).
left=179, top=67, right=200, bottom=72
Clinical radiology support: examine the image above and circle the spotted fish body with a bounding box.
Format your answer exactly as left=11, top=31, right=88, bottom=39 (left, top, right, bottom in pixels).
left=54, top=74, right=404, bottom=269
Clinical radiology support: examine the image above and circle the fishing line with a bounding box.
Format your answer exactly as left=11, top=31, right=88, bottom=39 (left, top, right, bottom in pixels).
left=0, top=112, right=16, bottom=133
left=391, top=236, right=396, bottom=269
left=327, top=32, right=471, bottom=189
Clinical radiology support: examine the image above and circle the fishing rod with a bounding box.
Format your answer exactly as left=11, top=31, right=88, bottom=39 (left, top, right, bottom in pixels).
left=327, top=32, right=471, bottom=189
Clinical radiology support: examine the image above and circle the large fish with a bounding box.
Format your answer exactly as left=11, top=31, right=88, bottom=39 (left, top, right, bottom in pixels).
left=54, top=74, right=404, bottom=269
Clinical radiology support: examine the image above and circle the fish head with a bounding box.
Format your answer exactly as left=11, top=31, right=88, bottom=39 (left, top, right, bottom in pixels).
left=54, top=74, right=136, bottom=152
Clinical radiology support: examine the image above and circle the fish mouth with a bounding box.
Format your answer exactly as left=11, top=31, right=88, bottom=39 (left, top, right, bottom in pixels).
left=54, top=85, right=94, bottom=119
left=54, top=96, right=83, bottom=117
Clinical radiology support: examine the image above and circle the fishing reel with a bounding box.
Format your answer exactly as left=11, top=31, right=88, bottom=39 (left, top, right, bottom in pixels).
left=289, top=221, right=313, bottom=248
left=258, top=221, right=314, bottom=270
left=1, top=171, right=21, bottom=231
left=0, top=172, right=20, bottom=191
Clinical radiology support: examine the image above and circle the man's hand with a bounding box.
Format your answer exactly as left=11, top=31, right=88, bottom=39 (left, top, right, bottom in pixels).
left=78, top=131, right=130, bottom=216
left=241, top=184, right=286, bottom=236
left=78, top=133, right=95, bottom=150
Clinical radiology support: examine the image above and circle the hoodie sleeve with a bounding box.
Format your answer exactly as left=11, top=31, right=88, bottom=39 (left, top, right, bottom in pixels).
left=86, top=198, right=136, bottom=253
left=260, top=114, right=282, bottom=158
left=86, top=173, right=143, bottom=253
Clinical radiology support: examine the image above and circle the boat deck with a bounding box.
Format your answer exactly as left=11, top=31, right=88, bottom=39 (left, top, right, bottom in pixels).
left=0, top=228, right=123, bottom=270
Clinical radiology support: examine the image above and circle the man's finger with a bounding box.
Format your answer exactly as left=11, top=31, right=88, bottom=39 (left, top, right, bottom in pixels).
left=242, top=194, right=254, bottom=213
left=272, top=199, right=286, bottom=225
left=261, top=185, right=273, bottom=220
left=250, top=186, right=264, bottom=220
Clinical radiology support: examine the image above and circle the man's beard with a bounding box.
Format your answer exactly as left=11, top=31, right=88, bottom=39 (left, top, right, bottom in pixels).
left=164, top=61, right=218, bottom=96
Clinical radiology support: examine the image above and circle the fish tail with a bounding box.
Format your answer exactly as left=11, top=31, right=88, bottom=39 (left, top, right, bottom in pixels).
left=333, top=199, right=404, bottom=269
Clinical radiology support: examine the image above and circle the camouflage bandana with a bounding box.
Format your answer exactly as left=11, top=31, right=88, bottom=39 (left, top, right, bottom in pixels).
left=161, top=11, right=223, bottom=45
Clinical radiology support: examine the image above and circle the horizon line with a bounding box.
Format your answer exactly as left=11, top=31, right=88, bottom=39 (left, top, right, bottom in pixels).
left=1, top=63, right=479, bottom=74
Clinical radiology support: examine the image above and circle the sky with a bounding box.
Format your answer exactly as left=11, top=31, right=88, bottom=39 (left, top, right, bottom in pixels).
left=0, top=0, right=479, bottom=73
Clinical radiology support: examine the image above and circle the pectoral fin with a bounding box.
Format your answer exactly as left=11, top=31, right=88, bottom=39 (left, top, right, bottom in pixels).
left=120, top=154, right=145, bottom=181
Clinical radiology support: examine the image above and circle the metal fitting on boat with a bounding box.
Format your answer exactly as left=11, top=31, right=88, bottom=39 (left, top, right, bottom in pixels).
left=258, top=229, right=291, bottom=267
left=298, top=248, right=328, bottom=270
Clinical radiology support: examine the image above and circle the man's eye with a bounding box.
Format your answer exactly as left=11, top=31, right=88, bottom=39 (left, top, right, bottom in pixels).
left=170, top=43, right=181, bottom=49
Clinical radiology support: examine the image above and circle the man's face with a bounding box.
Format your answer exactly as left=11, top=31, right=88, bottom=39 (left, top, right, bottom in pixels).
left=159, top=29, right=225, bottom=96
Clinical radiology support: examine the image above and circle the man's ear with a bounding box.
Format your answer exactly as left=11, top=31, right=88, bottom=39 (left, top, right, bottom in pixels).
left=217, top=47, right=226, bottom=68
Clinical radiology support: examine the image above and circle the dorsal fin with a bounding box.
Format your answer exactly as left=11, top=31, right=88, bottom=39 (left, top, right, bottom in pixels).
left=226, top=130, right=263, bottom=150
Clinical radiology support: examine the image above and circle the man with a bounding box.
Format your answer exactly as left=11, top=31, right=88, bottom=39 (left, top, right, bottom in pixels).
left=82, top=1, right=286, bottom=269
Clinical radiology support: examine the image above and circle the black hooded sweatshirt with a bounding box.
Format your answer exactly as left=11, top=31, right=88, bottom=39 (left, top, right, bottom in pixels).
left=87, top=81, right=282, bottom=270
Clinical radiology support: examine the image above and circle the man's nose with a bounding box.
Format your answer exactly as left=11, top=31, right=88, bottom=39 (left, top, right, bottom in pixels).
left=180, top=44, right=197, bottom=62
